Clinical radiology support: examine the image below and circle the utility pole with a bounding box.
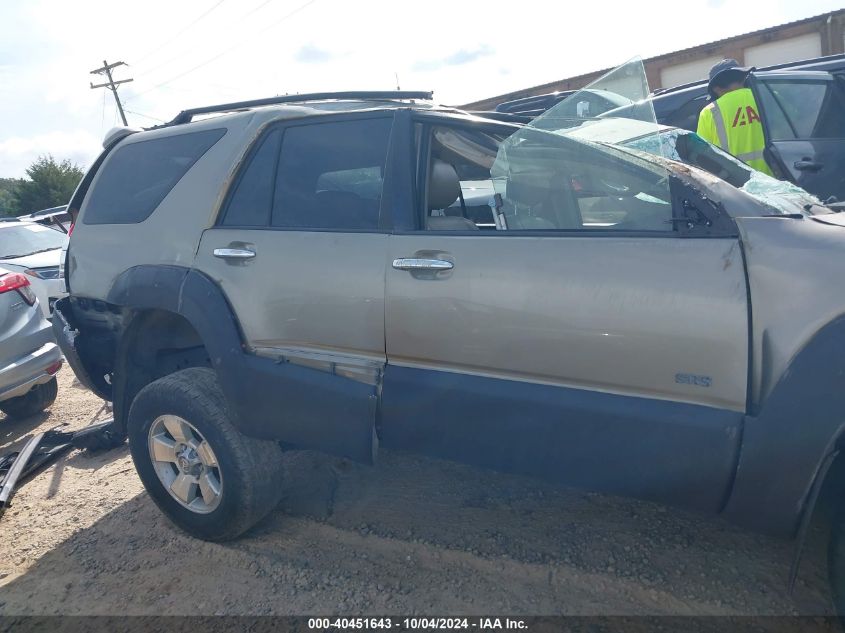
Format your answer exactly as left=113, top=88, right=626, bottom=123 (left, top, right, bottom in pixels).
left=90, top=60, right=133, bottom=126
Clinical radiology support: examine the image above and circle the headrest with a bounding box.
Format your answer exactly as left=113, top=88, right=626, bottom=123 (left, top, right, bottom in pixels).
left=428, top=160, right=461, bottom=210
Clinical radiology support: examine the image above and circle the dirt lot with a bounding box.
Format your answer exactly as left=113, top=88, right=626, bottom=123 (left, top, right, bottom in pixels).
left=0, top=369, right=837, bottom=623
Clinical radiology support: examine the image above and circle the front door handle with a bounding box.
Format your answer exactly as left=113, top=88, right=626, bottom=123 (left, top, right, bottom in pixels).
left=794, top=158, right=823, bottom=172
left=392, top=258, right=453, bottom=271
left=213, top=248, right=256, bottom=260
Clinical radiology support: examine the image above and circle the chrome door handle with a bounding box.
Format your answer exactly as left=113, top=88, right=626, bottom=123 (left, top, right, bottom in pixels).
left=392, top=258, right=453, bottom=271
left=213, top=248, right=256, bottom=260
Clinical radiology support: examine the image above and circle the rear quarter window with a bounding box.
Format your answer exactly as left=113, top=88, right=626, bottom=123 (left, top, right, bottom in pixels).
left=83, top=128, right=226, bottom=225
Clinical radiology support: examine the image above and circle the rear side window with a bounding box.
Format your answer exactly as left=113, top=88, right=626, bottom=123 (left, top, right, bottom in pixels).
left=220, top=117, right=393, bottom=231
left=272, top=118, right=392, bottom=230
left=83, top=128, right=226, bottom=225
left=757, top=79, right=845, bottom=140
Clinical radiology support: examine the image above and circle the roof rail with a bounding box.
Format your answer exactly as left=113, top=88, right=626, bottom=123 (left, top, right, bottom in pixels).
left=167, top=91, right=434, bottom=125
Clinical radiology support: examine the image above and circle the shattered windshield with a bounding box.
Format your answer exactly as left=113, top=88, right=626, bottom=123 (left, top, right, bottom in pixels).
left=488, top=58, right=674, bottom=230
left=622, top=128, right=823, bottom=215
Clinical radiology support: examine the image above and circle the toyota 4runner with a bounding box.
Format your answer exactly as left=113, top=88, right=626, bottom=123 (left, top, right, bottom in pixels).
left=54, top=88, right=845, bottom=609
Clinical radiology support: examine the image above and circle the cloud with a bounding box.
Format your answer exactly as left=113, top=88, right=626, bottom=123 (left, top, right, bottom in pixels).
left=294, top=44, right=334, bottom=64
left=412, top=45, right=495, bottom=72
left=0, top=130, right=102, bottom=178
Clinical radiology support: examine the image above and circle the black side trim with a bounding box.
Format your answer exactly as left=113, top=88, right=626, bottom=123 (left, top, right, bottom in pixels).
left=723, top=315, right=845, bottom=536
left=106, top=265, right=377, bottom=463
left=380, top=365, right=742, bottom=513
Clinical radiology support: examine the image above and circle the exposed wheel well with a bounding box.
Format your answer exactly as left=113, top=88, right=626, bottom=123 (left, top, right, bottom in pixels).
left=789, top=445, right=845, bottom=590
left=113, top=309, right=212, bottom=433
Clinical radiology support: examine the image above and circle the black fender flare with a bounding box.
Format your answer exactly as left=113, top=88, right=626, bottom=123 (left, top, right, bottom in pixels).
left=106, top=265, right=378, bottom=463
left=722, top=314, right=845, bottom=536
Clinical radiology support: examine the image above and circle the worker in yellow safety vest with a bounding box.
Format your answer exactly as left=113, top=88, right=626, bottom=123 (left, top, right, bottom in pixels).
left=696, top=59, right=774, bottom=176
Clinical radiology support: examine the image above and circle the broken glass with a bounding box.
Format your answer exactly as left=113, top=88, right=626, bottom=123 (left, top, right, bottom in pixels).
left=621, top=128, right=822, bottom=215
left=489, top=58, right=673, bottom=231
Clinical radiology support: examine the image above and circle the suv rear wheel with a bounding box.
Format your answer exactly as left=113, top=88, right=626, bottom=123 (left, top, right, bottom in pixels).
left=0, top=377, right=58, bottom=419
left=127, top=367, right=284, bottom=541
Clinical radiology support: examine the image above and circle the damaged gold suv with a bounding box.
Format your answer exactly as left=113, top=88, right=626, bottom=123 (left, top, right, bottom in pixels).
left=54, top=66, right=845, bottom=610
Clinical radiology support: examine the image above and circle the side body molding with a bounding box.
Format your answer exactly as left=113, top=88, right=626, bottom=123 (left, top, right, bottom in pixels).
left=106, top=265, right=378, bottom=463
left=723, top=315, right=845, bottom=536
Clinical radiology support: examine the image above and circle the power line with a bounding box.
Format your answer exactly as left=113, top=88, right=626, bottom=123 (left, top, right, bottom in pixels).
left=130, top=0, right=318, bottom=100
left=124, top=109, right=167, bottom=124
left=132, top=0, right=228, bottom=66
left=90, top=60, right=133, bottom=126
left=133, top=0, right=280, bottom=80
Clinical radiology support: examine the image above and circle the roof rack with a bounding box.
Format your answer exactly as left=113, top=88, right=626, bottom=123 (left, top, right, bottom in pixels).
left=167, top=90, right=434, bottom=126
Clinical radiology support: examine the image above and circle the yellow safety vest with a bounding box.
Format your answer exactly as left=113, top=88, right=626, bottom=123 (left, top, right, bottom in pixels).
left=696, top=88, right=774, bottom=176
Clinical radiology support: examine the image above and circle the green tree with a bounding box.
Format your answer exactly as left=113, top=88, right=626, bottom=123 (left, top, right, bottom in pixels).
left=12, top=155, right=84, bottom=215
left=0, top=178, right=22, bottom=217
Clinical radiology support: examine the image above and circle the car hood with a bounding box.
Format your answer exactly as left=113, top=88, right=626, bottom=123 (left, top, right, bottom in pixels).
left=810, top=212, right=845, bottom=228
left=0, top=248, right=62, bottom=269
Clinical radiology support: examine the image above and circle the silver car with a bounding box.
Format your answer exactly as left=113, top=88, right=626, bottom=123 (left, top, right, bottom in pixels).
left=51, top=85, right=845, bottom=610
left=0, top=266, right=61, bottom=419
left=0, top=220, right=68, bottom=318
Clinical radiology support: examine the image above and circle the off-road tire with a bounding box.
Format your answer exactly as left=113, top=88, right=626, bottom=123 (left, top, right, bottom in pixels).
left=127, top=367, right=284, bottom=541
left=0, top=377, right=58, bottom=419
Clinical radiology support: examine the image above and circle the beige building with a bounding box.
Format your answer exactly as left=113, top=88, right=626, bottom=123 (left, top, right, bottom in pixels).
left=462, top=9, right=845, bottom=111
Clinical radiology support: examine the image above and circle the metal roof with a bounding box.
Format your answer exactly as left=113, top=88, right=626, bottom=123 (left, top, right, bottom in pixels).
left=460, top=9, right=845, bottom=109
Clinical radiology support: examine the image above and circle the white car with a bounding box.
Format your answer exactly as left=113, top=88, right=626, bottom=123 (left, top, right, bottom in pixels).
left=0, top=220, right=67, bottom=318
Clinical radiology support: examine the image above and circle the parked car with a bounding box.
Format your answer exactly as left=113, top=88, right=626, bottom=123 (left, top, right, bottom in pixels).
left=494, top=88, right=633, bottom=119
left=18, top=205, right=72, bottom=233
left=0, top=266, right=61, bottom=419
left=53, top=90, right=845, bottom=611
left=0, top=220, right=68, bottom=317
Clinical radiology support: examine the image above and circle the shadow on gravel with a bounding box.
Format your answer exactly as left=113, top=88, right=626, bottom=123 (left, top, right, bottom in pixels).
left=0, top=449, right=835, bottom=620
left=0, top=411, right=51, bottom=448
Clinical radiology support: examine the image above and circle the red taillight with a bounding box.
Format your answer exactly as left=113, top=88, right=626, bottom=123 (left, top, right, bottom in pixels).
left=46, top=360, right=63, bottom=375
left=0, top=273, right=37, bottom=306
left=68, top=222, right=74, bottom=236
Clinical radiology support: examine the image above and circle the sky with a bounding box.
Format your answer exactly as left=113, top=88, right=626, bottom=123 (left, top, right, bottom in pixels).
left=0, top=0, right=842, bottom=178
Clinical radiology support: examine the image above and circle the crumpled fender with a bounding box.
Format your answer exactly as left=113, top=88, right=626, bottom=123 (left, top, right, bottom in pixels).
left=723, top=314, right=845, bottom=536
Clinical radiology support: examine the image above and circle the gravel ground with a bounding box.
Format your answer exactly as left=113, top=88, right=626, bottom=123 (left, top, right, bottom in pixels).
left=0, top=370, right=837, bottom=625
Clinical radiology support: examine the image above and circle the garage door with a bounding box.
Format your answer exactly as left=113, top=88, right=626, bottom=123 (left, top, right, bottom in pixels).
left=660, top=57, right=722, bottom=89
left=744, top=33, right=822, bottom=67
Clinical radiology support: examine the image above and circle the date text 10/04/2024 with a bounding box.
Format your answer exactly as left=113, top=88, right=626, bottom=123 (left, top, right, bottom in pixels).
left=307, top=618, right=529, bottom=630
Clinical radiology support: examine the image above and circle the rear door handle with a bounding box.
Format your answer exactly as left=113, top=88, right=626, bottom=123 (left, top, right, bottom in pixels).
left=392, top=258, right=453, bottom=271
left=213, top=248, right=256, bottom=260
left=794, top=159, right=823, bottom=172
